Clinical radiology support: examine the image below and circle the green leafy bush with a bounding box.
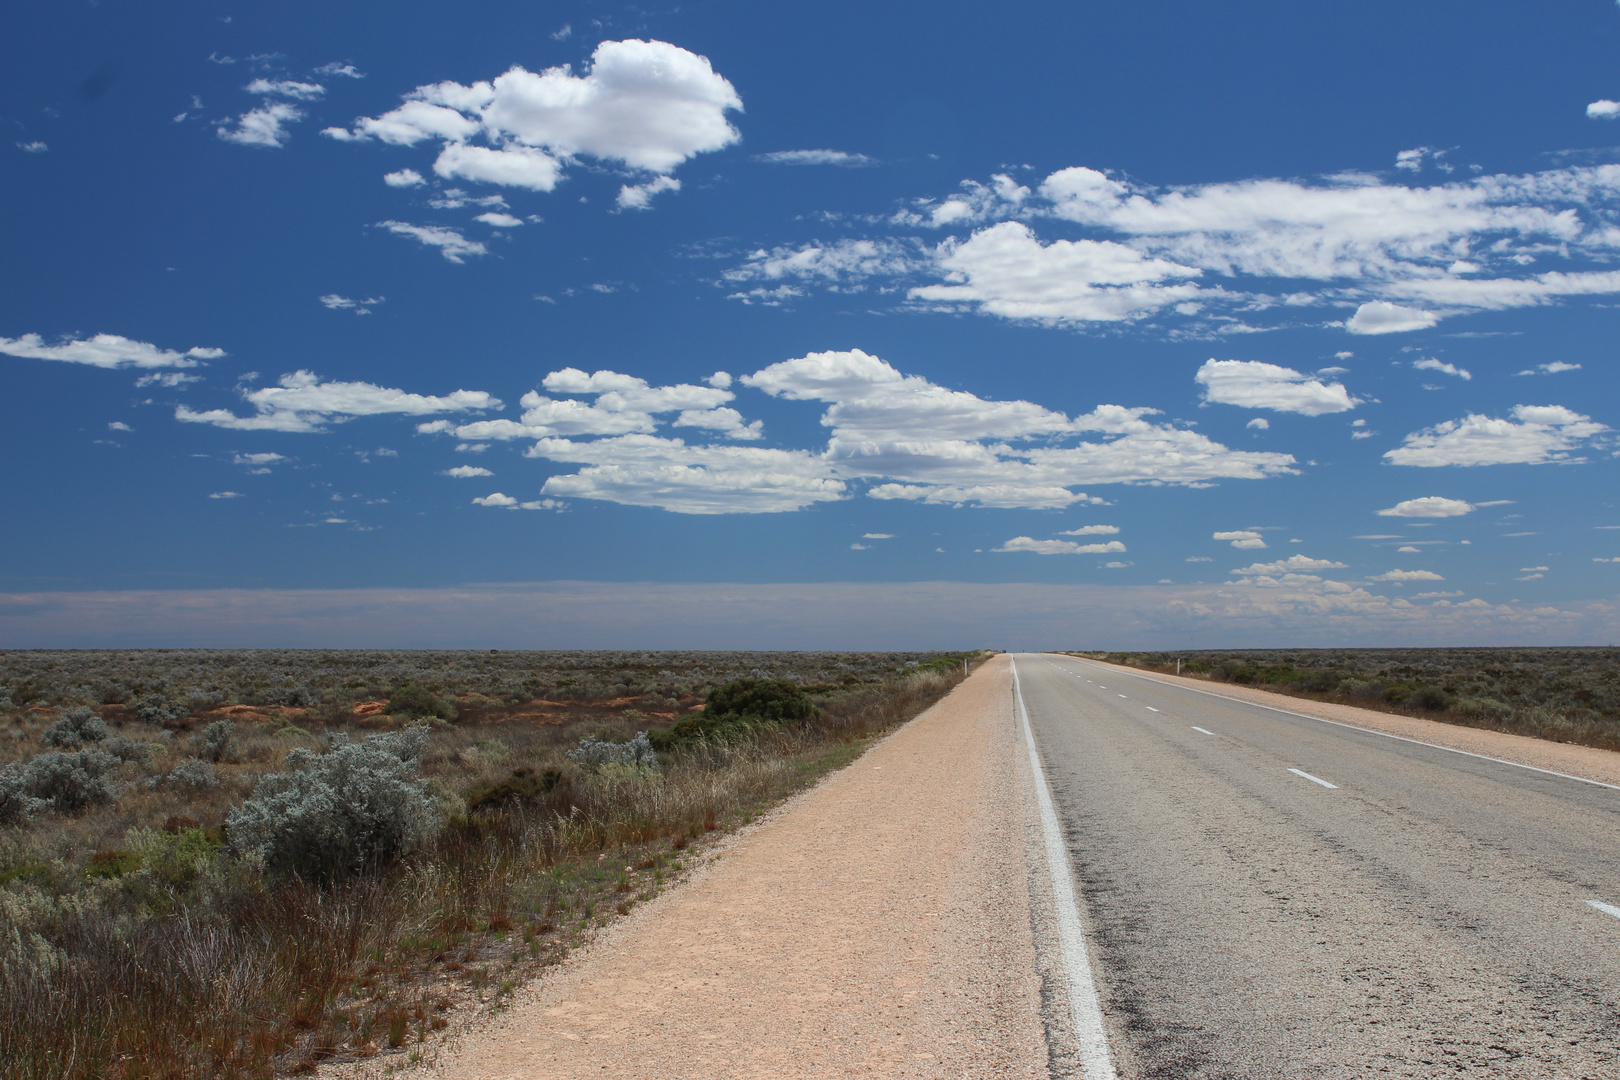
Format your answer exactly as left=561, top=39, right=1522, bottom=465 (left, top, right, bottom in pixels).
left=649, top=678, right=817, bottom=750
left=385, top=684, right=457, bottom=720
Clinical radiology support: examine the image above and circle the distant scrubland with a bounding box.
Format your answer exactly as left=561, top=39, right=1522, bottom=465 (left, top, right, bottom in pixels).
left=0, top=649, right=983, bottom=1078
left=1075, top=647, right=1620, bottom=749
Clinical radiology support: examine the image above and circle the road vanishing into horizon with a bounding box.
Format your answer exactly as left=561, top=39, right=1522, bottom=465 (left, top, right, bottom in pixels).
left=1015, top=653, right=1620, bottom=1078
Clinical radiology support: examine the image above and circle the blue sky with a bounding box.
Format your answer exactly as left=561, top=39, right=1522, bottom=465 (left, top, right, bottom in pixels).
left=3, top=0, right=1620, bottom=647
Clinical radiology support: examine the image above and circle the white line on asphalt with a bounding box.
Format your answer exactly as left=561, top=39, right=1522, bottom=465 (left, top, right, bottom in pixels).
left=1192, top=726, right=1213, bottom=735
left=1012, top=659, right=1118, bottom=1079
left=1052, top=655, right=1620, bottom=793
left=1145, top=707, right=1159, bottom=712
left=1587, top=899, right=1620, bottom=920
left=1118, top=694, right=1127, bottom=699
left=1288, top=768, right=1339, bottom=789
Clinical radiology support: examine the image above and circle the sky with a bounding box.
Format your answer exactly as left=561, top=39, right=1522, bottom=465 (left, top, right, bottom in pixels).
left=3, top=0, right=1620, bottom=648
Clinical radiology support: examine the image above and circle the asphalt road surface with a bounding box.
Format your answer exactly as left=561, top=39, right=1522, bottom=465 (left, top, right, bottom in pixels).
left=1016, top=654, right=1620, bottom=1079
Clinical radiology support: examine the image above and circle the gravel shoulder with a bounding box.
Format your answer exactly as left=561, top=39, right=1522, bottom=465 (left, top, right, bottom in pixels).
left=416, top=658, right=1048, bottom=1079
left=1074, top=655, right=1620, bottom=787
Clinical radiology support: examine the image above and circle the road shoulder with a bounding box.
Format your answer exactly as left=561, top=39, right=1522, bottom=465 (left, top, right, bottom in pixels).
left=413, top=657, right=1048, bottom=1080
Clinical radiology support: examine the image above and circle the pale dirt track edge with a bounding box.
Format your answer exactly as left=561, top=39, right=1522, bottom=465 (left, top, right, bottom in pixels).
left=1060, top=653, right=1620, bottom=788
left=369, top=657, right=1052, bottom=1080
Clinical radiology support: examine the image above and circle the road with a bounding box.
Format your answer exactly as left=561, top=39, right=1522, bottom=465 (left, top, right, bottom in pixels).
left=1016, top=654, right=1620, bottom=1078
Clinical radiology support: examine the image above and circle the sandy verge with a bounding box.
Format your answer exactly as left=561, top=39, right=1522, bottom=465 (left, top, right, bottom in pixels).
left=1070, top=655, right=1620, bottom=787
left=409, top=658, right=1046, bottom=1079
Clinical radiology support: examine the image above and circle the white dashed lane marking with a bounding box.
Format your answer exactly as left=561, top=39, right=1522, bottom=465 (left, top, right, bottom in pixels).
left=1288, top=768, right=1339, bottom=789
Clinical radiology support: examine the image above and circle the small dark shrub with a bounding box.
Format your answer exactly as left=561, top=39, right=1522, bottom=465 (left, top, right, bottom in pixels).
left=191, top=720, right=235, bottom=763
left=162, top=814, right=201, bottom=834
left=465, top=767, right=569, bottom=812
left=102, top=735, right=155, bottom=763
left=167, top=758, right=219, bottom=791
left=84, top=850, right=142, bottom=880
left=132, top=694, right=189, bottom=727
left=1411, top=687, right=1452, bottom=711
left=40, top=706, right=110, bottom=750
left=385, top=684, right=457, bottom=720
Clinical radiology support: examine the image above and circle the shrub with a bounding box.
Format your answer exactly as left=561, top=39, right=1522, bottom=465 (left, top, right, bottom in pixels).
left=464, top=767, right=570, bottom=811
left=384, top=684, right=456, bottom=720
left=102, top=736, right=157, bottom=764
left=565, top=732, right=659, bottom=770
left=41, top=707, right=110, bottom=750
left=1410, top=687, right=1452, bottom=711
left=1456, top=696, right=1513, bottom=720
left=132, top=695, right=189, bottom=727
left=167, top=759, right=219, bottom=792
left=0, top=762, right=47, bottom=824
left=191, top=720, right=235, bottom=763
left=22, top=749, right=121, bottom=814
left=227, top=724, right=439, bottom=880
left=705, top=678, right=817, bottom=726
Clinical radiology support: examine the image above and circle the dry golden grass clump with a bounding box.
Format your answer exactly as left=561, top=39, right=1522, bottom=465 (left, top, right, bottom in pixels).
left=0, top=649, right=984, bottom=1078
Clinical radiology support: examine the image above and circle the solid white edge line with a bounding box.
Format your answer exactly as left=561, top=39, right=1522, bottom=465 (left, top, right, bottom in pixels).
left=1050, top=655, right=1620, bottom=793
left=1013, top=657, right=1117, bottom=1079
left=1192, top=726, right=1213, bottom=735
left=1587, top=899, right=1620, bottom=920
left=1288, top=767, right=1339, bottom=789
left=1145, top=707, right=1159, bottom=713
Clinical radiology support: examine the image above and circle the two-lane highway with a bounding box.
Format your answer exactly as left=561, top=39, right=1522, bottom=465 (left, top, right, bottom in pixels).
left=1014, top=654, right=1620, bottom=1078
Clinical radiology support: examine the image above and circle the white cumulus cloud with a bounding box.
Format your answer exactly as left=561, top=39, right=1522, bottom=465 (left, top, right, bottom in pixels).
left=1233, top=555, right=1348, bottom=575
left=994, top=536, right=1127, bottom=555
left=744, top=349, right=1297, bottom=509
left=1384, top=405, right=1608, bottom=467
left=177, top=371, right=499, bottom=433
left=0, top=333, right=222, bottom=369
left=444, top=465, right=493, bottom=478
left=218, top=101, right=305, bottom=148
left=325, top=40, right=740, bottom=203
left=375, top=221, right=488, bottom=263
left=1413, top=357, right=1471, bottom=380
left=1346, top=301, right=1438, bottom=335
left=1588, top=100, right=1620, bottom=120
left=245, top=79, right=324, bottom=100
left=384, top=168, right=424, bottom=187
left=1196, top=359, right=1358, bottom=415
left=1376, top=496, right=1474, bottom=518
left=1515, top=361, right=1581, bottom=376
left=1214, top=530, right=1267, bottom=549
left=474, top=212, right=524, bottom=227
left=1058, top=525, right=1119, bottom=535
left=908, top=221, right=1202, bottom=325
left=1369, top=569, right=1446, bottom=582
left=617, top=175, right=680, bottom=211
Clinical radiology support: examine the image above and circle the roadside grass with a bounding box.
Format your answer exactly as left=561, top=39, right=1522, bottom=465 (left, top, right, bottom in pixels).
left=1072, top=647, right=1620, bottom=750
left=0, top=653, right=983, bottom=1078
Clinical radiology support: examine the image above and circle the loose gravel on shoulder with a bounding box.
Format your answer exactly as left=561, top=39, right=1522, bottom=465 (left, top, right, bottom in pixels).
left=421, top=659, right=1048, bottom=1079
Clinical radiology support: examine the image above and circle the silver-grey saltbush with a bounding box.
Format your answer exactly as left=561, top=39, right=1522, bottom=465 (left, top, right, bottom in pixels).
left=227, top=724, right=438, bottom=880
left=565, top=731, right=659, bottom=770
left=40, top=706, right=109, bottom=750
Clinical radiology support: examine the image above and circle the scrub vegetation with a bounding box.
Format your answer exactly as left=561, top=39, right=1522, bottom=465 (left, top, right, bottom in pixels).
left=1077, top=648, right=1620, bottom=750
left=0, top=649, right=983, bottom=1078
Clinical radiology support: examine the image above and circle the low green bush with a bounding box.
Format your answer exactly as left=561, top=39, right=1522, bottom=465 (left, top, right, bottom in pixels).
left=648, top=678, right=816, bottom=750
left=385, top=684, right=457, bottom=720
